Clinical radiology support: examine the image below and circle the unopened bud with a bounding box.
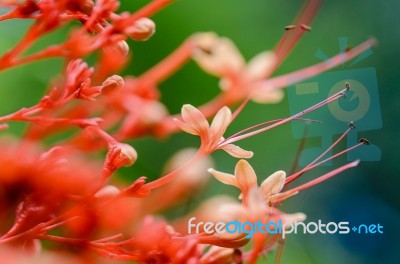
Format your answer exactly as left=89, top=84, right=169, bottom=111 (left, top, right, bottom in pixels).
left=126, top=18, right=156, bottom=41
left=116, top=143, right=137, bottom=167
left=101, top=75, right=125, bottom=95
left=106, top=40, right=129, bottom=57
left=95, top=185, right=120, bottom=200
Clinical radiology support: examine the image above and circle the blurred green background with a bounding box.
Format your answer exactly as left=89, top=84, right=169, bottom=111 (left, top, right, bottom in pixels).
left=1, top=0, right=399, bottom=263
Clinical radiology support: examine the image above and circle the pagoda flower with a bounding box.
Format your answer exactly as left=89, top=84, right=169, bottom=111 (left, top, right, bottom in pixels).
left=179, top=189, right=305, bottom=260
left=208, top=160, right=298, bottom=204
left=209, top=158, right=360, bottom=207
left=192, top=32, right=283, bottom=104
left=173, top=80, right=353, bottom=160
left=243, top=188, right=306, bottom=264
left=174, top=104, right=253, bottom=158
left=187, top=31, right=376, bottom=127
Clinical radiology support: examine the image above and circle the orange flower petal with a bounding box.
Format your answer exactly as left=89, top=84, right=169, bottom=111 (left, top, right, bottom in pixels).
left=181, top=104, right=209, bottom=135
left=221, top=144, right=253, bottom=159
left=260, top=170, right=286, bottom=198
left=208, top=168, right=238, bottom=187
left=234, top=160, right=257, bottom=191
left=209, top=106, right=232, bottom=145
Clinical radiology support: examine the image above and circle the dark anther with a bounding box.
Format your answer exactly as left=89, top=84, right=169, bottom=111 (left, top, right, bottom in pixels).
left=359, top=138, right=370, bottom=145
left=348, top=122, right=356, bottom=129
left=300, top=24, right=312, bottom=31
left=197, top=46, right=213, bottom=55
left=285, top=25, right=296, bottom=30
left=345, top=82, right=351, bottom=90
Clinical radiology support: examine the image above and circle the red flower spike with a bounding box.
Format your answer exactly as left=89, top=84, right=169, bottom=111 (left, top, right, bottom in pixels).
left=0, top=0, right=376, bottom=262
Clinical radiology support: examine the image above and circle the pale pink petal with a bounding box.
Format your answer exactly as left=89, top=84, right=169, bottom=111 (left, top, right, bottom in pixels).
left=245, top=51, right=276, bottom=81
left=191, top=32, right=225, bottom=76
left=216, top=37, right=245, bottom=75
left=260, top=170, right=286, bottom=198
left=173, top=118, right=199, bottom=135
left=191, top=33, right=245, bottom=77
left=247, top=187, right=267, bottom=215
left=208, top=168, right=238, bottom=187
left=181, top=104, right=209, bottom=135
left=234, top=160, right=257, bottom=191
left=212, top=204, right=249, bottom=243
left=209, top=106, right=232, bottom=145
left=221, top=144, right=253, bottom=159
left=250, top=83, right=284, bottom=104
left=215, top=202, right=247, bottom=223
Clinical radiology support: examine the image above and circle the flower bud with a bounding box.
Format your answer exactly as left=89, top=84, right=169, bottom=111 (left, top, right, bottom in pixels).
left=101, top=75, right=125, bottom=95
left=125, top=18, right=156, bottom=41
left=95, top=185, right=120, bottom=201
left=105, top=40, right=129, bottom=57
left=116, top=143, right=137, bottom=167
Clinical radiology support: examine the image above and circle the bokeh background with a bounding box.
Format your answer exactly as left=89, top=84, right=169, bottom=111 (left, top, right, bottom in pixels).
left=0, top=0, right=399, bottom=263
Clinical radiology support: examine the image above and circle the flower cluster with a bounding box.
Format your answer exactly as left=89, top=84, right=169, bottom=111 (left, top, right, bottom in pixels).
left=0, top=0, right=375, bottom=263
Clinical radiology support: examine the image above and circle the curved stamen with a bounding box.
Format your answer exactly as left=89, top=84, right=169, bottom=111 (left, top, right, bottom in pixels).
left=219, top=87, right=346, bottom=147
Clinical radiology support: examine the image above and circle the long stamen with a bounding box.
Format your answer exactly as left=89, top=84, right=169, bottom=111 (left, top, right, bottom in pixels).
left=262, top=38, right=376, bottom=91
left=307, top=123, right=354, bottom=167
left=286, top=160, right=360, bottom=193
left=142, top=149, right=204, bottom=191
left=226, top=118, right=320, bottom=142
left=219, top=88, right=346, bottom=146
left=311, top=141, right=364, bottom=168
left=276, top=24, right=311, bottom=65
left=275, top=25, right=296, bottom=56
left=273, top=0, right=321, bottom=70
left=286, top=140, right=366, bottom=185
